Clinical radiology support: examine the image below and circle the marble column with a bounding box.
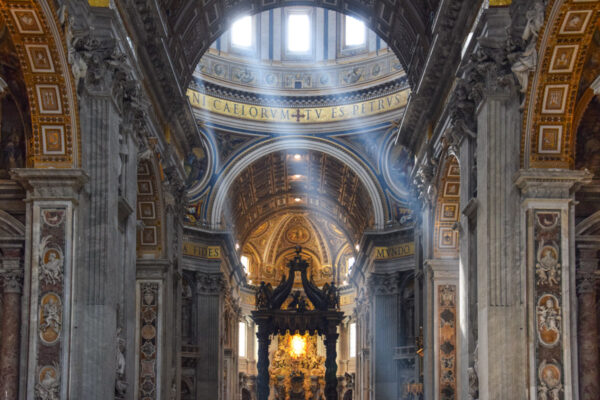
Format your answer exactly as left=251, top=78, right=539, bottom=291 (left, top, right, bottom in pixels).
left=0, top=268, right=22, bottom=400
left=576, top=244, right=600, bottom=400
left=515, top=168, right=593, bottom=400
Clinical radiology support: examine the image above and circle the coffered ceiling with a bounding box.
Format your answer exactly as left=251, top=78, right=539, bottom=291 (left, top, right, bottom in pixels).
left=226, top=150, right=373, bottom=243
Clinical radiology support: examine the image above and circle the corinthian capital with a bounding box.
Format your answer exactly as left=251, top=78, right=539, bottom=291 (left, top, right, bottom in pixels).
left=1, top=269, right=23, bottom=294
left=71, top=34, right=129, bottom=92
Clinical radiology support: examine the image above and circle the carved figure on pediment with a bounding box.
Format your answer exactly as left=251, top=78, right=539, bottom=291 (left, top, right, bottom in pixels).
left=322, top=282, right=340, bottom=310
left=288, top=290, right=308, bottom=312
left=256, top=281, right=273, bottom=309
left=71, top=34, right=128, bottom=89
left=511, top=1, right=545, bottom=94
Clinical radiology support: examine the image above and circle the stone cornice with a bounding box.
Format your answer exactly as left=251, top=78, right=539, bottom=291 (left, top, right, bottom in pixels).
left=514, top=168, right=593, bottom=199
left=10, top=169, right=88, bottom=203
left=190, top=77, right=409, bottom=108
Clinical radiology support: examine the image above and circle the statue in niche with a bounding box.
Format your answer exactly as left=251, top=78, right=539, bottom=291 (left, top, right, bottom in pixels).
left=115, top=327, right=127, bottom=399
left=325, top=282, right=340, bottom=310
left=0, top=97, right=26, bottom=176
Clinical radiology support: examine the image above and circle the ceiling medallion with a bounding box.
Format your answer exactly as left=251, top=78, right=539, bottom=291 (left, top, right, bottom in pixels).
left=285, top=225, right=310, bottom=244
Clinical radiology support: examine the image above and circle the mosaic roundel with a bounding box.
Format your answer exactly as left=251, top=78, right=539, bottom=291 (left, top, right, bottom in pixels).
left=285, top=225, right=310, bottom=244
left=185, top=132, right=214, bottom=201
left=382, top=134, right=413, bottom=198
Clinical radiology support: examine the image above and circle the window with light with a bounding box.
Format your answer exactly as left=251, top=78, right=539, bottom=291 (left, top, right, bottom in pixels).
left=347, top=256, right=355, bottom=273
left=287, top=12, right=311, bottom=53
left=231, top=16, right=253, bottom=48
left=345, top=15, right=366, bottom=47
left=241, top=255, right=250, bottom=275
left=239, top=321, right=247, bottom=358
left=349, top=322, right=357, bottom=358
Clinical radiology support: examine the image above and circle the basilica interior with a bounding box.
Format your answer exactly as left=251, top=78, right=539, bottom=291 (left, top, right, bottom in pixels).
left=0, top=0, right=599, bottom=399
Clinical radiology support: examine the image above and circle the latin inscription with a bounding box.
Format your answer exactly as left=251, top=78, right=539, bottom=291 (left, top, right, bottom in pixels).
left=186, top=89, right=409, bottom=123
left=373, top=242, right=415, bottom=260
left=182, top=242, right=221, bottom=259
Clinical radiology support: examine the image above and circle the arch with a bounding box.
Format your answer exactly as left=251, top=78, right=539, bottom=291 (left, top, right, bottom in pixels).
left=0, top=209, right=25, bottom=238
left=0, top=0, right=80, bottom=168
left=576, top=210, right=600, bottom=236
left=523, top=0, right=600, bottom=168
left=208, top=137, right=387, bottom=230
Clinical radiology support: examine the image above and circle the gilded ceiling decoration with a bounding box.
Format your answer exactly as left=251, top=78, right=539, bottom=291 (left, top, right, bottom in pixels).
left=137, top=160, right=165, bottom=258
left=433, top=156, right=460, bottom=259
left=524, top=0, right=600, bottom=168
left=243, top=212, right=355, bottom=288
left=0, top=1, right=79, bottom=168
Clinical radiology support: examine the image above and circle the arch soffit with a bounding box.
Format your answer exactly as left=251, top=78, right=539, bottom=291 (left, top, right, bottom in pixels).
left=136, top=157, right=166, bottom=258
left=208, top=138, right=387, bottom=230
left=523, top=0, right=600, bottom=168
left=0, top=0, right=80, bottom=168
left=432, top=155, right=460, bottom=259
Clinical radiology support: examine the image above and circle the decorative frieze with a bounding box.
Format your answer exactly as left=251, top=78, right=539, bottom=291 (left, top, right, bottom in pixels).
left=137, top=281, right=160, bottom=400
left=531, top=211, right=564, bottom=399
left=34, top=207, right=68, bottom=400
left=438, top=285, right=457, bottom=400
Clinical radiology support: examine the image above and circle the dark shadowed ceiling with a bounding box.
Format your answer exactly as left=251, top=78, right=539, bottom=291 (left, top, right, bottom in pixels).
left=159, top=0, right=441, bottom=88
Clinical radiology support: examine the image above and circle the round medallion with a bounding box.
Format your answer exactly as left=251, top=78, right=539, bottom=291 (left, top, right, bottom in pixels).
left=285, top=225, right=310, bottom=244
